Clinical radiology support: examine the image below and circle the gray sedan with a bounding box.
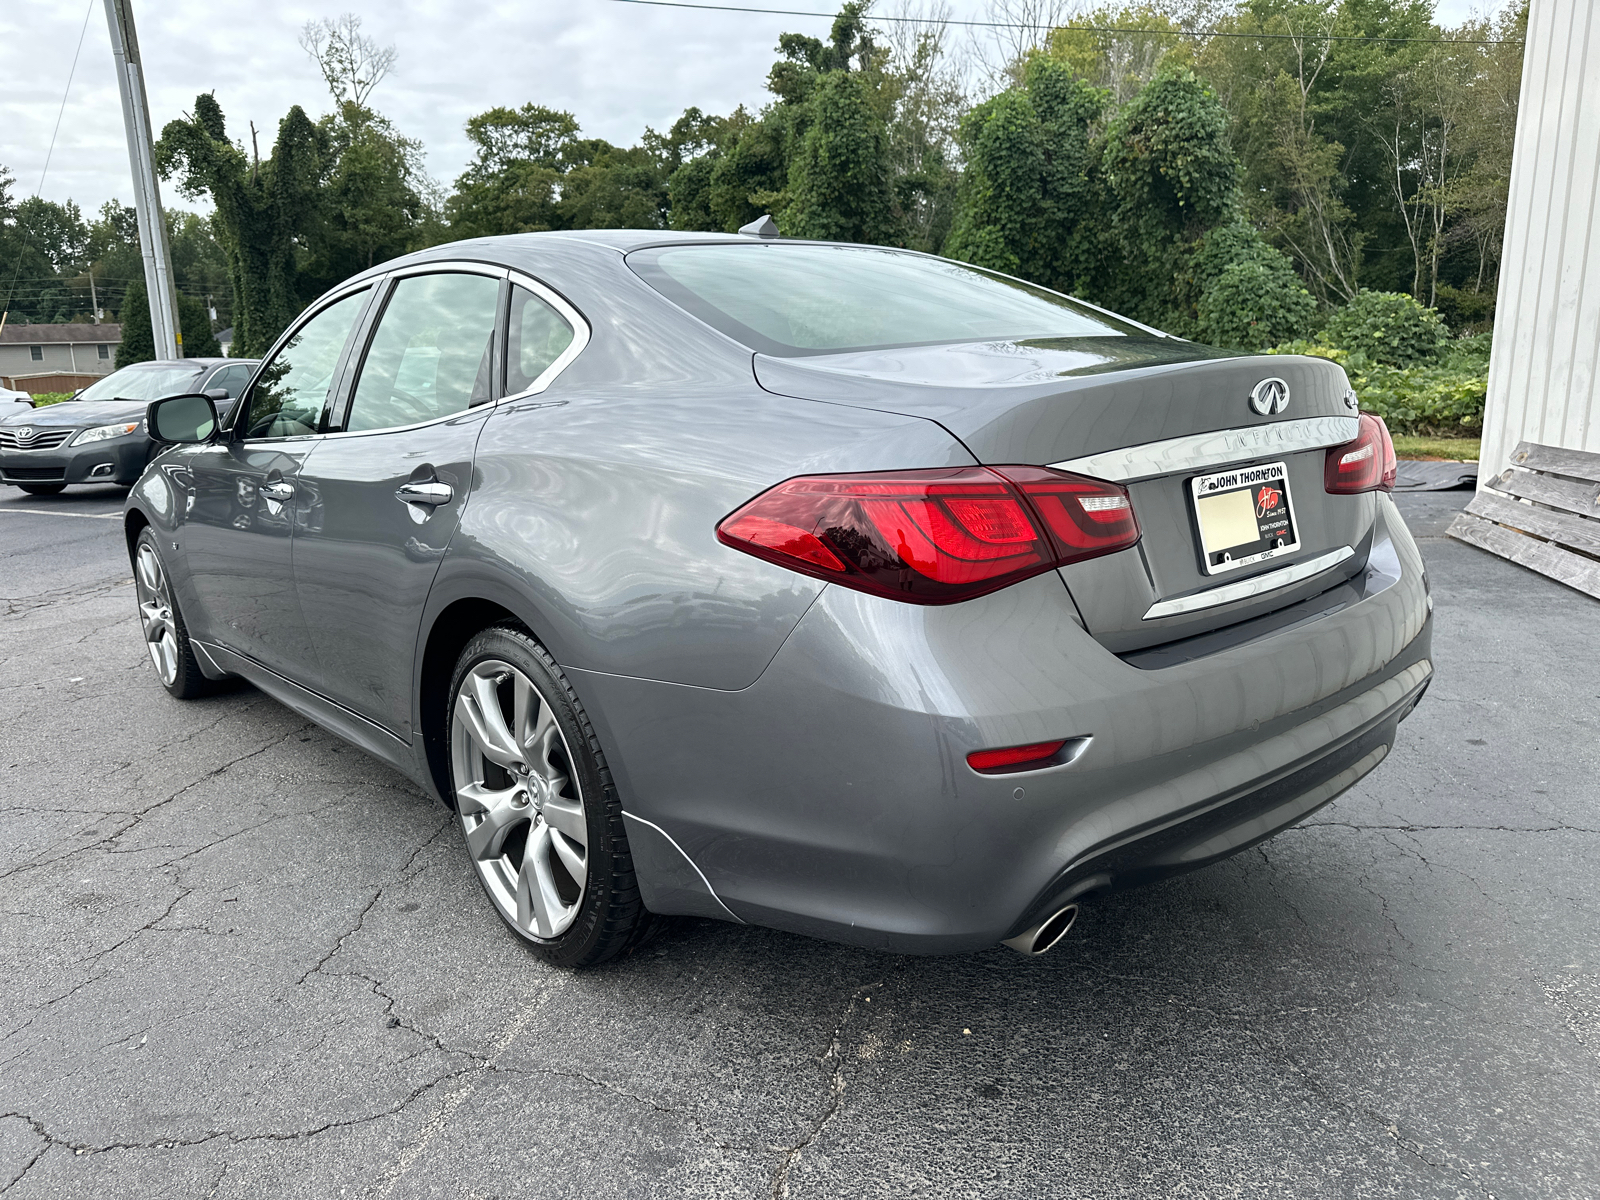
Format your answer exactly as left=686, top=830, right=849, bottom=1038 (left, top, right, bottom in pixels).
left=0, top=358, right=257, bottom=494
left=124, top=231, right=1430, bottom=967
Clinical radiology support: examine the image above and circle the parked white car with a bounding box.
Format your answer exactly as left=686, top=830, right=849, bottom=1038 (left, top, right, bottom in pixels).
left=2, top=386, right=34, bottom=408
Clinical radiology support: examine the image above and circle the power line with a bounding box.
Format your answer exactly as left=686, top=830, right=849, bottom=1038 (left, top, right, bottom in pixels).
left=3, top=0, right=96, bottom=316
left=603, top=0, right=1523, bottom=45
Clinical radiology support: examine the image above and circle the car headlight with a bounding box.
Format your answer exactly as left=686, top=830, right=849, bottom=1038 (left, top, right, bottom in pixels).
left=70, top=420, right=143, bottom=446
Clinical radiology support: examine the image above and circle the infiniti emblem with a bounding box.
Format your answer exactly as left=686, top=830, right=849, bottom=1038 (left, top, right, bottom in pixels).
left=1248, top=378, right=1290, bottom=416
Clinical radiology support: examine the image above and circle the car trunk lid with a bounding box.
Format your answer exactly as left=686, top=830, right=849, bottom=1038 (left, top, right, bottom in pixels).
left=754, top=337, right=1371, bottom=654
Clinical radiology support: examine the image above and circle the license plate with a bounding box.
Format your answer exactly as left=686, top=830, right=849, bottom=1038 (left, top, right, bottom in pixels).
left=1190, top=461, right=1299, bottom=575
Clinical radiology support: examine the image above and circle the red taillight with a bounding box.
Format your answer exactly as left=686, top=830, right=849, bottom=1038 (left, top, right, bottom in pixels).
left=716, top=466, right=1140, bottom=604
left=967, top=739, right=1068, bottom=774
left=1324, top=413, right=1398, bottom=494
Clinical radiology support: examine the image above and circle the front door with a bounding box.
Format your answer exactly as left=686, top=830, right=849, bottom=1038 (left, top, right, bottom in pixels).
left=179, top=287, right=370, bottom=677
left=291, top=268, right=505, bottom=738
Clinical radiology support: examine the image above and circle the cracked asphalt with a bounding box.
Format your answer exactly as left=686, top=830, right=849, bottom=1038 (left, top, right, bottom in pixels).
left=2, top=483, right=1597, bottom=1199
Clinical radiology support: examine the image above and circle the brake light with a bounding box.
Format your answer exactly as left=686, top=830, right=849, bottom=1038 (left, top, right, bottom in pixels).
left=716, top=466, right=1140, bottom=604
left=1324, top=413, right=1397, bottom=494
left=967, top=739, right=1069, bottom=773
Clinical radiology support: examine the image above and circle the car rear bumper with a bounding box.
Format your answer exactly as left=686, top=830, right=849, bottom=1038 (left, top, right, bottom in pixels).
left=570, top=496, right=1432, bottom=954
left=0, top=437, right=150, bottom=487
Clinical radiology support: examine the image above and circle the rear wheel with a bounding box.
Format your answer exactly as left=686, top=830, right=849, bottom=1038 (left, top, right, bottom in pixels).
left=17, top=484, right=65, bottom=496
left=133, top=528, right=212, bottom=699
left=447, top=626, right=653, bottom=967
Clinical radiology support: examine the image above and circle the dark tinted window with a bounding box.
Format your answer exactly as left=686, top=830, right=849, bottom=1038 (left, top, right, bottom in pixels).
left=206, top=364, right=253, bottom=397
left=346, top=273, right=499, bottom=432
left=243, top=290, right=367, bottom=439
left=629, top=243, right=1136, bottom=356
left=506, top=285, right=575, bottom=394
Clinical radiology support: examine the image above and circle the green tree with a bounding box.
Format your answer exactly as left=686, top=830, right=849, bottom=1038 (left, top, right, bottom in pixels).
left=115, top=275, right=154, bottom=367
left=156, top=94, right=326, bottom=357
left=783, top=68, right=897, bottom=242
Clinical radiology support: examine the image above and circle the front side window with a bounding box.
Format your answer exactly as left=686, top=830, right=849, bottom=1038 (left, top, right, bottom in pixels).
left=506, top=285, right=575, bottom=395
left=345, top=273, right=500, bottom=433
left=242, top=290, right=367, bottom=439
left=207, top=364, right=252, bottom=397
left=628, top=243, right=1138, bottom=357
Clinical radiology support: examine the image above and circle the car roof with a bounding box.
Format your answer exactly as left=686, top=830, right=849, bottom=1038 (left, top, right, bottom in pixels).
left=118, top=358, right=258, bottom=369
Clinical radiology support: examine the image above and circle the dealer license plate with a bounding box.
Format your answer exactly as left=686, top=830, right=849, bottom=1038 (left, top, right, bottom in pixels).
left=1190, top=461, right=1300, bottom=575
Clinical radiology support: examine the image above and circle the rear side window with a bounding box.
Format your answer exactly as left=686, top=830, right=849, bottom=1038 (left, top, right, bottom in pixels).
left=628, top=243, right=1136, bottom=357
left=506, top=285, right=574, bottom=395
left=244, top=290, right=367, bottom=439
left=206, top=364, right=252, bottom=397
left=345, top=273, right=500, bottom=433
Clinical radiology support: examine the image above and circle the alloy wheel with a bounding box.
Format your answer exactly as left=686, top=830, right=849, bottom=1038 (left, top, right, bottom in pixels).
left=450, top=660, right=590, bottom=940
left=135, top=542, right=180, bottom=687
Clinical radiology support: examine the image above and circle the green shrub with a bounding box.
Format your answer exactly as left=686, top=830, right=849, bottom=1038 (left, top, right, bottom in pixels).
left=1322, top=289, right=1449, bottom=367
left=1267, top=341, right=1486, bottom=436
left=27, top=392, right=74, bottom=407
left=1196, top=258, right=1318, bottom=351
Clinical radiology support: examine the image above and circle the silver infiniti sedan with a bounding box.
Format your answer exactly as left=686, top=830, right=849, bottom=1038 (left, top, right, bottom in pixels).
left=125, top=231, right=1430, bottom=967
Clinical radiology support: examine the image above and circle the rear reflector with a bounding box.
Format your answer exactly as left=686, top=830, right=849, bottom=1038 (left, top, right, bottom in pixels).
left=716, top=466, right=1140, bottom=604
left=967, top=739, right=1068, bottom=774
left=1324, top=412, right=1398, bottom=494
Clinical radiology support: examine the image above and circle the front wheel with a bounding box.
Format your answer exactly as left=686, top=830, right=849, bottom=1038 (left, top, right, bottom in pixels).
left=133, top=528, right=212, bottom=699
left=447, top=626, right=654, bottom=967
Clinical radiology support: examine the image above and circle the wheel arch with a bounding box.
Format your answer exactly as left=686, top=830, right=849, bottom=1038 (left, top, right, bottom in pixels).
left=123, top=506, right=152, bottom=566
left=416, top=594, right=538, bottom=808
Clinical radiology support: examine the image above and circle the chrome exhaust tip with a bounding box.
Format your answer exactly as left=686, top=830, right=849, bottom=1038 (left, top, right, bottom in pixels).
left=1002, top=905, right=1079, bottom=956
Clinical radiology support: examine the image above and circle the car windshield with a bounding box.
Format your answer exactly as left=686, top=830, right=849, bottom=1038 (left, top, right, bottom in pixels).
left=628, top=243, right=1138, bottom=356
left=75, top=364, right=207, bottom=402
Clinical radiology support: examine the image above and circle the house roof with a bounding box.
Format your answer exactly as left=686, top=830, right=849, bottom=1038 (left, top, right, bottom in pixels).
left=0, top=323, right=123, bottom=345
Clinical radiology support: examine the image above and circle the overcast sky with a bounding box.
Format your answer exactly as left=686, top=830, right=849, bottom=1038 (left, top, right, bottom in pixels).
left=1, top=0, right=1502, bottom=219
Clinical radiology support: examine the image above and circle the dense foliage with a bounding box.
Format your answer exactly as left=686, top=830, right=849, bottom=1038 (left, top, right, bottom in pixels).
left=1, top=0, right=1521, bottom=394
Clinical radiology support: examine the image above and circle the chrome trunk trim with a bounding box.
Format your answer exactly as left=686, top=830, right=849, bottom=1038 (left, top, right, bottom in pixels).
left=1142, top=545, right=1356, bottom=621
left=1052, top=415, right=1360, bottom=483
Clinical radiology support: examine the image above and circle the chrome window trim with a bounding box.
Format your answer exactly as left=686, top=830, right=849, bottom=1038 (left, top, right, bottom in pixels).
left=1141, top=545, right=1356, bottom=621
left=1052, top=415, right=1360, bottom=484
left=500, top=269, right=591, bottom=402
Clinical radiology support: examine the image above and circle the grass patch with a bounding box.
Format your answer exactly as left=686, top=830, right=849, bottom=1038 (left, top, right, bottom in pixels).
left=1392, top=434, right=1479, bottom=461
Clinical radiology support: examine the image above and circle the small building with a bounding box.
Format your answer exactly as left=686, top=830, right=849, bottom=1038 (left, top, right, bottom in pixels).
left=215, top=326, right=234, bottom=357
left=0, top=323, right=123, bottom=394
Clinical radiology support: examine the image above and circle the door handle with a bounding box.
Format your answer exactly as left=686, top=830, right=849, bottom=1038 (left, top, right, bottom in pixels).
left=259, top=481, right=294, bottom=502
left=395, top=481, right=454, bottom=507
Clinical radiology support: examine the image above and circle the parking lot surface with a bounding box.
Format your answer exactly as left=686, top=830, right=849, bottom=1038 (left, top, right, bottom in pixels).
left=2, top=483, right=1597, bottom=1199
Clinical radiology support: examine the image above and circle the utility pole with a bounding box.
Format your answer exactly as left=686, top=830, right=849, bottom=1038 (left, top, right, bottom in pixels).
left=89, top=267, right=100, bottom=323
left=103, top=0, right=182, bottom=359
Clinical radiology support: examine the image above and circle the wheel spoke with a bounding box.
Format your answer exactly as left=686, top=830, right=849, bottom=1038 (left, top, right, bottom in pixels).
left=526, top=696, right=558, bottom=770
left=550, top=828, right=587, bottom=891
left=139, top=599, right=167, bottom=642
left=541, top=793, right=585, bottom=844
left=456, top=673, right=522, bottom=769
left=456, top=781, right=528, bottom=861
left=515, top=822, right=565, bottom=938
left=136, top=546, right=161, bottom=594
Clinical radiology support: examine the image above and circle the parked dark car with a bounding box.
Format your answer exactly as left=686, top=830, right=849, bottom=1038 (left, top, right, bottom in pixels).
left=0, top=358, right=257, bottom=494
left=125, top=231, right=1430, bottom=968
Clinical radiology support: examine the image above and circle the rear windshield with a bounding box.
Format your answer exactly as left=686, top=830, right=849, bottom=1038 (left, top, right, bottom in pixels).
left=628, top=243, right=1136, bottom=356
left=76, top=364, right=207, bottom=402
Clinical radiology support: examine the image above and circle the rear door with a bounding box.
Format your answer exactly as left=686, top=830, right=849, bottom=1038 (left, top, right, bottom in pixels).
left=289, top=265, right=509, bottom=739
left=179, top=287, right=371, bottom=676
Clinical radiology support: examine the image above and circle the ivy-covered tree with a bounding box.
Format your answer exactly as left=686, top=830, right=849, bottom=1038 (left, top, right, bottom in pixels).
left=155, top=95, right=326, bottom=356
left=783, top=68, right=896, bottom=242
left=944, top=57, right=1104, bottom=291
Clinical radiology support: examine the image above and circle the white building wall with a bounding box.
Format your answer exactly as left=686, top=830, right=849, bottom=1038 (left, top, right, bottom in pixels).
left=1480, top=0, right=1600, bottom=477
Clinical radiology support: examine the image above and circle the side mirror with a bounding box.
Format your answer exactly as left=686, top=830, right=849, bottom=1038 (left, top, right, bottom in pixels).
left=204, top=388, right=229, bottom=400
left=147, top=393, right=219, bottom=446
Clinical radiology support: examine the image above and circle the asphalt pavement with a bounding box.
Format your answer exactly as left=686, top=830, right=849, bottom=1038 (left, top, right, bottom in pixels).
left=2, top=482, right=1597, bottom=1199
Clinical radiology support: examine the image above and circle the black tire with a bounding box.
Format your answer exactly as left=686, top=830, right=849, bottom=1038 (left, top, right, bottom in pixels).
left=18, top=484, right=65, bottom=496
left=446, top=625, right=655, bottom=968
left=133, top=527, right=214, bottom=700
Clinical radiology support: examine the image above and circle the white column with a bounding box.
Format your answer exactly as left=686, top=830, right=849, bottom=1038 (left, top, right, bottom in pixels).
left=1480, top=0, right=1600, bottom=478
